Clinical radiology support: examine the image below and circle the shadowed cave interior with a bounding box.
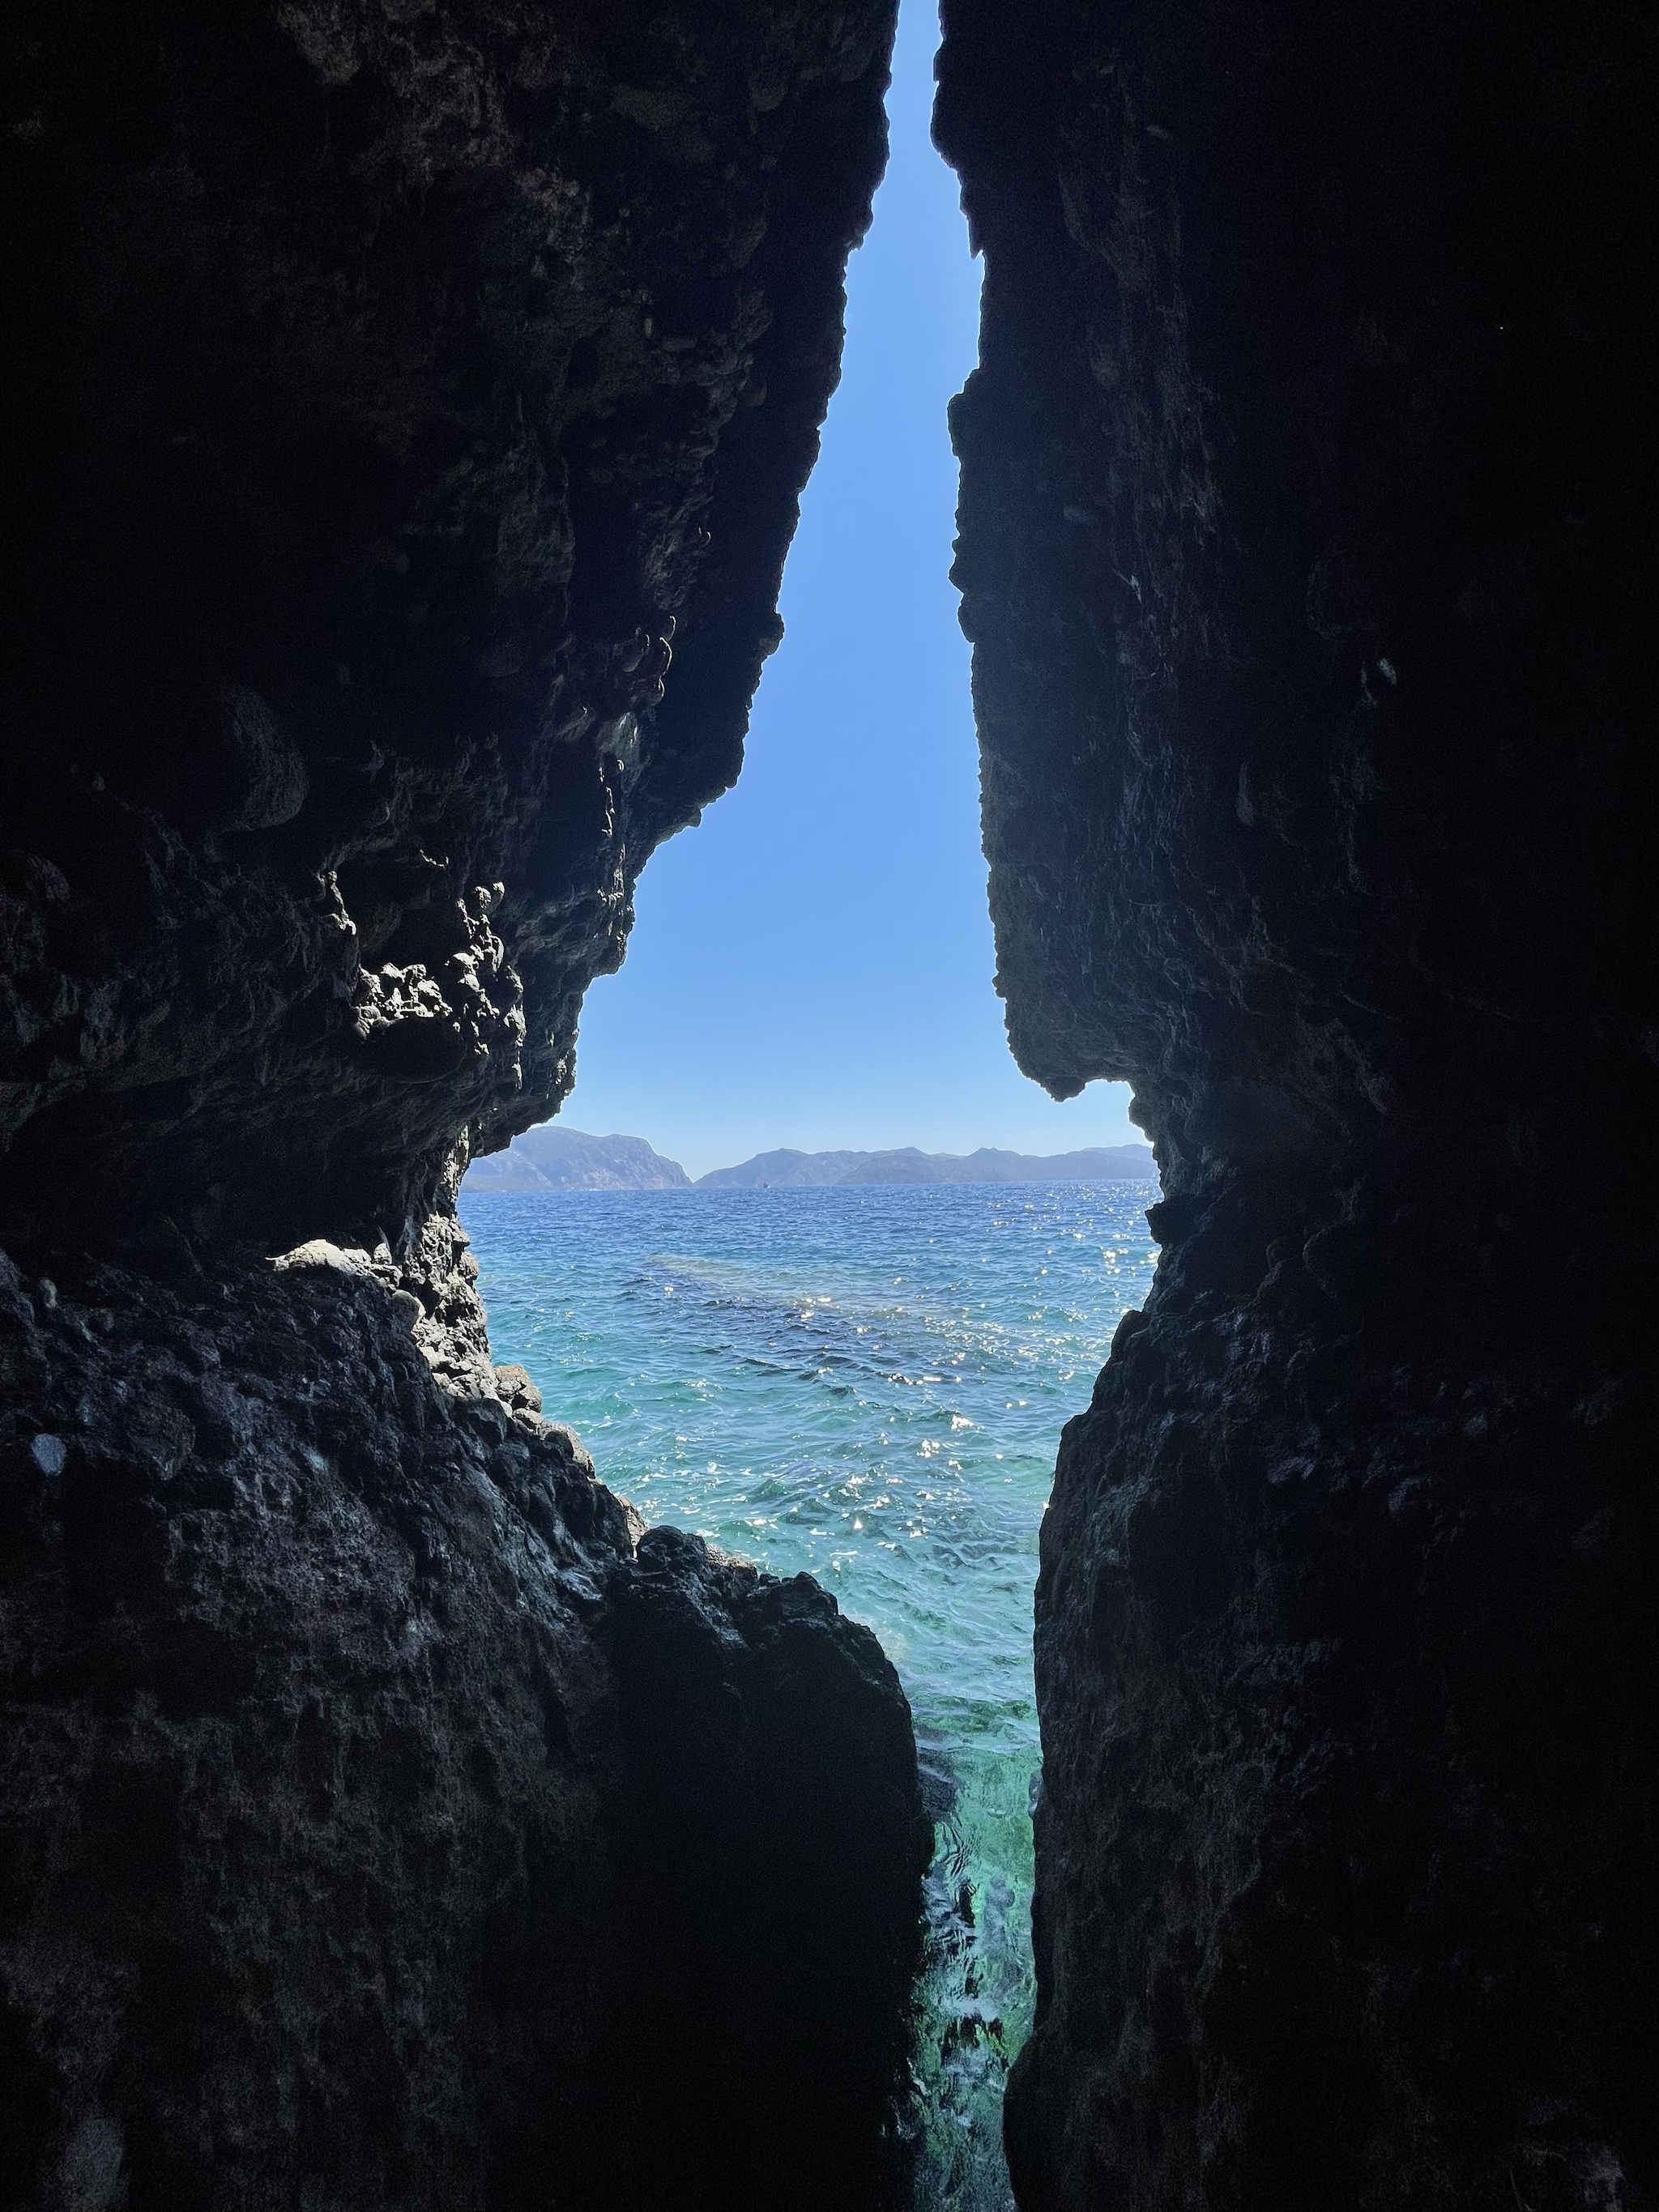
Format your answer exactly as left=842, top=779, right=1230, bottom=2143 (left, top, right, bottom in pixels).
left=2, top=2, right=1656, bottom=2210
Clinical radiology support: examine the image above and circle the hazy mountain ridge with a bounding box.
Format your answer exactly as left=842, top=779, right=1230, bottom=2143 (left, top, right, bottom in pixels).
left=696, top=1149, right=876, bottom=1188
left=838, top=1145, right=1156, bottom=1184
left=466, top=1127, right=691, bottom=1191
left=467, top=1132, right=1157, bottom=1191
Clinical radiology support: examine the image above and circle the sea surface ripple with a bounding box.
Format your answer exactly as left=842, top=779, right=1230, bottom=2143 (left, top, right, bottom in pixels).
left=461, top=1178, right=1160, bottom=2210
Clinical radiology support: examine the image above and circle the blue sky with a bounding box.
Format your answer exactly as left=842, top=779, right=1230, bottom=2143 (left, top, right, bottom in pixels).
left=558, top=2, right=1139, bottom=1180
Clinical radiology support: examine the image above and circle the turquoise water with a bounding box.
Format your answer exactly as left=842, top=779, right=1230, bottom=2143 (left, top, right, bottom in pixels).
left=461, top=1179, right=1160, bottom=2208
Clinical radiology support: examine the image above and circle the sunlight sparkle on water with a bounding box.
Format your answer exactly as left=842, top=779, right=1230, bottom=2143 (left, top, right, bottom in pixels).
left=463, top=1178, right=1158, bottom=2210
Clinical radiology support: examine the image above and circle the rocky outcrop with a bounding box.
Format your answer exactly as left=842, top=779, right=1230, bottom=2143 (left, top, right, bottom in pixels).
left=0, top=1237, right=928, bottom=2210
left=0, top=4, right=929, bottom=2206
left=1, top=0, right=895, bottom=1249
left=936, top=1, right=1658, bottom=2206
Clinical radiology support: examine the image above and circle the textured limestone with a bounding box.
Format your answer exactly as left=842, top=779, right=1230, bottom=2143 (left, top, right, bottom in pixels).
left=0, top=4, right=929, bottom=2206
left=0, top=1237, right=928, bottom=2210
left=2, top=0, right=894, bottom=1249
left=936, top=0, right=1659, bottom=2204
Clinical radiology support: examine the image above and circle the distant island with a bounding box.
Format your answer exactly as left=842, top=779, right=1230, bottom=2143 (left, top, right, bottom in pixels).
left=696, top=1148, right=873, bottom=1189
left=837, top=1145, right=1156, bottom=1186
left=464, top=1126, right=691, bottom=1191
left=464, top=1129, right=1157, bottom=1193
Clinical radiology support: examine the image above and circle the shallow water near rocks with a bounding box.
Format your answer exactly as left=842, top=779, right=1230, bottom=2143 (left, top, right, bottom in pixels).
left=462, top=1178, right=1159, bottom=2208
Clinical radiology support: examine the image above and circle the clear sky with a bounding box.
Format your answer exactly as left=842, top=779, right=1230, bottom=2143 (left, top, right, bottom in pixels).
left=557, top=1, right=1139, bottom=1181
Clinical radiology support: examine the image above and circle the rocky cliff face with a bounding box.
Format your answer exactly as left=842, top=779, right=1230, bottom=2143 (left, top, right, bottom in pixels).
left=0, top=1234, right=928, bottom=2210
left=936, top=1, right=1658, bottom=2206
left=0, top=5, right=929, bottom=2207
left=1, top=0, right=893, bottom=1248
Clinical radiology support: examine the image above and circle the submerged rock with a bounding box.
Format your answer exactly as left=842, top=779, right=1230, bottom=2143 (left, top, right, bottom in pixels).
left=937, top=0, right=1659, bottom=2203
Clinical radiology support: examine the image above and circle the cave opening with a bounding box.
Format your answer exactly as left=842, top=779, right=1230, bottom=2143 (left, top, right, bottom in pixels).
left=9, top=0, right=1646, bottom=2204
left=458, top=9, right=1159, bottom=2206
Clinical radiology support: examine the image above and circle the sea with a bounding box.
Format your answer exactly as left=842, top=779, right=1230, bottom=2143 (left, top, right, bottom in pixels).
left=460, top=1178, right=1161, bottom=2210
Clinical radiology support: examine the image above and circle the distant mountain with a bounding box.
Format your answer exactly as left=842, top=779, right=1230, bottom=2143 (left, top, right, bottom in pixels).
left=695, top=1143, right=1158, bottom=1188
left=464, top=1126, right=691, bottom=1191
left=838, top=1145, right=1157, bottom=1185
left=695, top=1149, right=875, bottom=1189
left=467, top=1132, right=1158, bottom=1193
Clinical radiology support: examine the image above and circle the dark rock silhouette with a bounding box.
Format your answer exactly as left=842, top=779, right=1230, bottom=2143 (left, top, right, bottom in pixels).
left=0, top=5, right=928, bottom=2208
left=0, top=0, right=895, bottom=1253
left=937, top=1, right=1658, bottom=2206
left=6, top=0, right=1653, bottom=2204
left=0, top=1238, right=928, bottom=2210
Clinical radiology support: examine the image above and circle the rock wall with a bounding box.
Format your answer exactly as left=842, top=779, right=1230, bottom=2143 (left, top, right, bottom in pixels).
left=2, top=0, right=893, bottom=1248
left=0, top=1236, right=928, bottom=2210
left=936, top=1, right=1658, bottom=2206
left=0, top=5, right=931, bottom=2206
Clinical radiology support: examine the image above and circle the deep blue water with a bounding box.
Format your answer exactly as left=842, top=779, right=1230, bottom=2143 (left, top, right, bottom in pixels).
left=460, top=1179, right=1160, bottom=2209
